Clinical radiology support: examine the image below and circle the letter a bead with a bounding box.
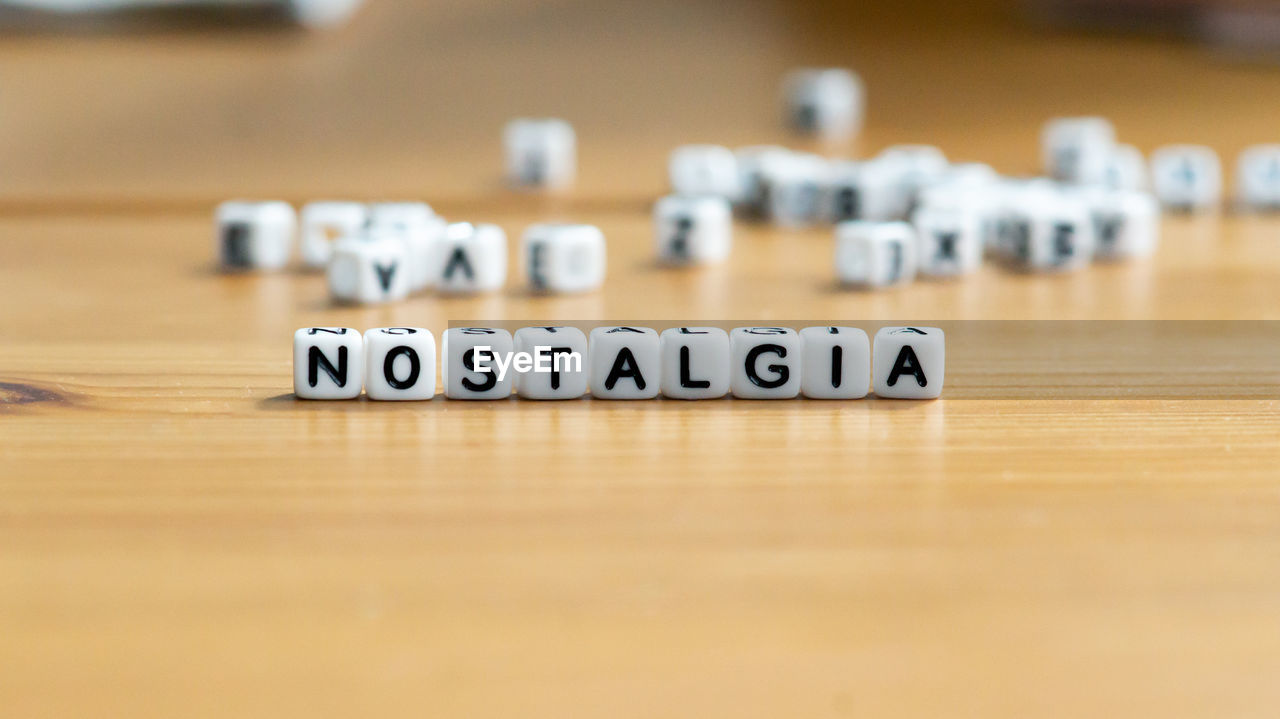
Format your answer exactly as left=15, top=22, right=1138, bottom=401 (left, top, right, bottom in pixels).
left=872, top=326, right=944, bottom=399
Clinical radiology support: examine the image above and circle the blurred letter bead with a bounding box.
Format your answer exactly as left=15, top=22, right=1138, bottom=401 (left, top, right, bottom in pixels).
left=300, top=201, right=368, bottom=268
left=873, top=327, right=945, bottom=399
left=1088, top=190, right=1160, bottom=261
left=762, top=152, right=831, bottom=228
left=442, top=328, right=515, bottom=400
left=328, top=237, right=411, bottom=305
left=659, top=327, right=731, bottom=400
left=364, top=328, right=437, bottom=401
left=523, top=224, right=606, bottom=294
left=294, top=328, right=364, bottom=400
left=1236, top=145, right=1280, bottom=210
left=513, top=327, right=589, bottom=400
left=835, top=221, right=917, bottom=288
left=1042, top=116, right=1115, bottom=185
left=996, top=189, right=1094, bottom=272
left=730, top=327, right=802, bottom=399
left=435, top=223, right=508, bottom=294
left=669, top=145, right=740, bottom=199
left=654, top=195, right=732, bottom=265
left=589, top=327, right=662, bottom=400
left=912, top=204, right=983, bottom=277
left=800, top=327, right=870, bottom=400
left=782, top=68, right=864, bottom=141
left=216, top=200, right=296, bottom=271
left=504, top=118, right=576, bottom=190
left=1151, top=145, right=1222, bottom=211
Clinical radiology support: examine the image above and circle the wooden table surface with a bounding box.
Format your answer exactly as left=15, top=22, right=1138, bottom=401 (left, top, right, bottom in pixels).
left=3, top=1, right=1280, bottom=716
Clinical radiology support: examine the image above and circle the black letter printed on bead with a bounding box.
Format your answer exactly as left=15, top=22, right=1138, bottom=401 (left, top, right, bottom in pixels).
left=744, top=344, right=789, bottom=388
left=886, top=345, right=928, bottom=388
left=382, top=346, right=421, bottom=390
left=308, top=345, right=348, bottom=388
left=604, top=347, right=646, bottom=390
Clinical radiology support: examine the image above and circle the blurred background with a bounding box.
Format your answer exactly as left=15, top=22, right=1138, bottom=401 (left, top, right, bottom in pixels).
left=1, top=0, right=1279, bottom=205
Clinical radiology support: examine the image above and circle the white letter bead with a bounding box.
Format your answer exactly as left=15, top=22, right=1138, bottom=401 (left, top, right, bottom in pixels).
left=659, top=327, right=730, bottom=400
left=876, top=145, right=949, bottom=217
left=873, top=326, right=944, bottom=399
left=293, top=327, right=364, bottom=400
left=654, top=195, right=732, bottom=265
left=504, top=118, right=576, bottom=190
left=1236, top=144, right=1280, bottom=210
left=1104, top=144, right=1147, bottom=191
left=911, top=203, right=983, bottom=277
left=995, top=189, right=1094, bottom=272
left=669, top=144, right=740, bottom=199
left=327, top=237, right=411, bottom=304
left=435, top=223, right=508, bottom=294
left=522, top=224, right=606, bottom=294
left=1087, top=190, right=1160, bottom=261
left=1041, top=116, right=1115, bottom=185
left=589, top=327, right=661, bottom=400
left=1150, top=145, right=1222, bottom=211
left=800, top=327, right=870, bottom=399
left=300, top=201, right=368, bottom=268
left=761, top=152, right=831, bottom=228
left=363, top=328, right=436, bottom=401
left=782, top=68, right=864, bottom=141
left=513, top=327, right=588, bottom=400
left=216, top=201, right=296, bottom=271
left=442, top=328, right=514, bottom=400
left=835, top=221, right=917, bottom=288
left=734, top=145, right=792, bottom=216
left=825, top=161, right=906, bottom=222
left=730, top=327, right=802, bottom=399
left=367, top=203, right=445, bottom=291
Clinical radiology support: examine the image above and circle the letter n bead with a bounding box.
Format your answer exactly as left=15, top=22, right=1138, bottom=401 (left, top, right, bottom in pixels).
left=872, top=326, right=945, bottom=399
left=589, top=327, right=661, bottom=400
left=294, top=327, right=364, bottom=400
left=364, top=328, right=436, bottom=401
left=730, top=327, right=802, bottom=399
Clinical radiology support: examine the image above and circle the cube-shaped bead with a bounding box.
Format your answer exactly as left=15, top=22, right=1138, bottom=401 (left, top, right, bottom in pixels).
left=872, top=326, right=944, bottom=399
left=654, top=195, right=732, bottom=265
left=300, top=201, right=368, bottom=268
left=995, top=188, right=1094, bottom=272
left=1236, top=144, right=1280, bottom=210
left=328, top=236, right=411, bottom=304
left=1042, top=116, right=1115, bottom=185
left=761, top=152, right=831, bottom=228
left=216, top=200, right=296, bottom=271
left=293, top=327, right=364, bottom=400
left=367, top=203, right=445, bottom=291
left=781, top=68, right=864, bottom=142
left=734, top=145, right=792, bottom=217
left=877, top=145, right=949, bottom=217
left=1150, top=145, right=1222, bottom=211
left=669, top=144, right=740, bottom=199
left=504, top=118, right=576, bottom=190
left=363, top=327, right=436, bottom=401
left=589, top=327, right=661, bottom=400
left=1103, top=144, right=1147, bottom=191
left=824, top=161, right=896, bottom=223
left=513, top=326, right=589, bottom=400
left=659, top=327, right=730, bottom=400
left=835, top=221, right=916, bottom=288
left=729, top=327, right=802, bottom=399
left=522, top=224, right=606, bottom=294
left=911, top=203, right=983, bottom=278
left=800, top=326, right=870, bottom=399
left=442, top=327, right=515, bottom=400
left=434, top=223, right=508, bottom=294
left=1086, top=189, right=1160, bottom=261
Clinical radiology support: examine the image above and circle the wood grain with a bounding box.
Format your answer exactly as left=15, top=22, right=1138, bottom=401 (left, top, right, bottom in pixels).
left=3, top=1, right=1280, bottom=717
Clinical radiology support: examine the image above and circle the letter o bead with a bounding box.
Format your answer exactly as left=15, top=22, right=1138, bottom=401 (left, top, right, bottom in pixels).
left=363, top=328, right=436, bottom=401
left=872, top=326, right=945, bottom=399
left=730, top=327, right=802, bottom=399
left=294, top=327, right=364, bottom=400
